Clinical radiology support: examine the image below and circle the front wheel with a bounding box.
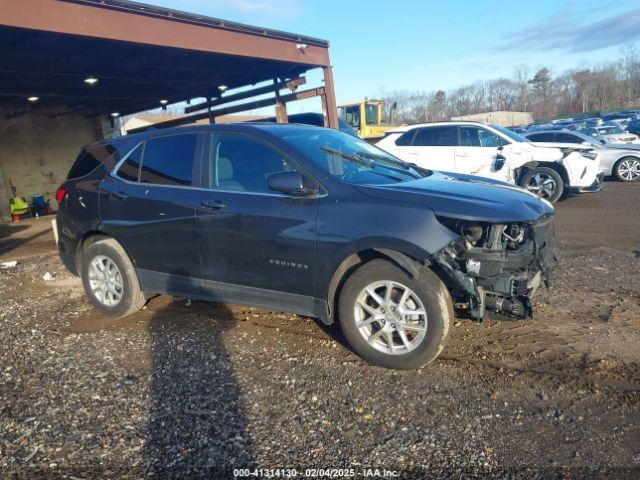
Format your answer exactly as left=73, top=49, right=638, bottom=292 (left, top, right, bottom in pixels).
left=614, top=156, right=640, bottom=182
left=519, top=167, right=564, bottom=203
left=338, top=259, right=453, bottom=370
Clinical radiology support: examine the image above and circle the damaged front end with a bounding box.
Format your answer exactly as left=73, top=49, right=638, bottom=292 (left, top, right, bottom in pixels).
left=432, top=215, right=555, bottom=319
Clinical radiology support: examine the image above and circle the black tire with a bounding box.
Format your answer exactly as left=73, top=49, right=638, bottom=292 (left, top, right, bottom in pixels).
left=613, top=156, right=640, bottom=182
left=80, top=237, right=146, bottom=318
left=519, top=166, right=564, bottom=203
left=338, top=259, right=453, bottom=370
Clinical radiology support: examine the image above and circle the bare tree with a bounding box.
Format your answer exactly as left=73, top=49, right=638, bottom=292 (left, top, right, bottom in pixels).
left=377, top=50, right=640, bottom=124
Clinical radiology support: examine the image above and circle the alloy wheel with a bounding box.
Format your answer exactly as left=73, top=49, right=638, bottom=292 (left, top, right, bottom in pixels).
left=353, top=280, right=427, bottom=355
left=88, top=255, right=124, bottom=307
left=525, top=173, right=557, bottom=199
left=618, top=158, right=640, bottom=181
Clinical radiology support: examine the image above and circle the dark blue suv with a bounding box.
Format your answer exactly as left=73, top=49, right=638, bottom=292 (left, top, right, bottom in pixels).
left=56, top=124, right=554, bottom=369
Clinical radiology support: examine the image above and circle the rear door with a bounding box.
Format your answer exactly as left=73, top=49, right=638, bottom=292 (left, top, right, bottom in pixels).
left=454, top=125, right=507, bottom=179
left=401, top=126, right=457, bottom=171
left=196, top=132, right=318, bottom=304
left=99, top=132, right=204, bottom=289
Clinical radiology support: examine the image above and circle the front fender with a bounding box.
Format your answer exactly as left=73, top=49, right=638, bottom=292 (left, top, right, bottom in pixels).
left=315, top=195, right=459, bottom=300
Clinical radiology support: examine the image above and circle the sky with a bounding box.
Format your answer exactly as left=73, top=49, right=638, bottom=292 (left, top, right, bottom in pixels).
left=145, top=0, right=640, bottom=113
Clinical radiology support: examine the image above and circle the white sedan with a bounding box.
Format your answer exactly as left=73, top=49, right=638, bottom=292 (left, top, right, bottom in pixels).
left=583, top=126, right=640, bottom=145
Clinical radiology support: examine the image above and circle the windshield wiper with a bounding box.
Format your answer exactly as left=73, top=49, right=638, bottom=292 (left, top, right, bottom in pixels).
left=356, top=151, right=425, bottom=178
left=356, top=151, right=410, bottom=169
left=320, top=146, right=406, bottom=182
left=320, top=146, right=373, bottom=168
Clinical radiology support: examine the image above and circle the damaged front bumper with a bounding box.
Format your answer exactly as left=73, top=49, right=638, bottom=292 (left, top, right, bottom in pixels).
left=432, top=215, right=555, bottom=319
left=572, top=170, right=604, bottom=193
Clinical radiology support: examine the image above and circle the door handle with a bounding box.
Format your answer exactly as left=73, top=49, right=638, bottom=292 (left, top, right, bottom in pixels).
left=200, top=200, right=227, bottom=210
left=110, top=190, right=128, bottom=200
left=456, top=152, right=469, bottom=157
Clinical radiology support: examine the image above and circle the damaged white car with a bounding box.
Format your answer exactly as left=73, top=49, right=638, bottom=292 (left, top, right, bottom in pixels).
left=376, top=121, right=603, bottom=203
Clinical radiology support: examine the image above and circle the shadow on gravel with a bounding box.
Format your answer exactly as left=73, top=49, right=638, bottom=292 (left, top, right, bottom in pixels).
left=144, top=291, right=254, bottom=477
left=0, top=224, right=49, bottom=256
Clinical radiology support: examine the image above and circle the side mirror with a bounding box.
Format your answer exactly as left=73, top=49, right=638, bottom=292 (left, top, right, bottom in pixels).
left=268, top=171, right=318, bottom=196
left=495, top=153, right=506, bottom=171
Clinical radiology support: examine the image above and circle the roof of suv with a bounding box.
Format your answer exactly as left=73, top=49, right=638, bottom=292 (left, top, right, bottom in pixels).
left=89, top=122, right=328, bottom=148
left=385, top=121, right=493, bottom=134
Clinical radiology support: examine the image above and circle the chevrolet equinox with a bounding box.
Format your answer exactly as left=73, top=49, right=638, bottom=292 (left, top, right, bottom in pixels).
left=56, top=124, right=555, bottom=369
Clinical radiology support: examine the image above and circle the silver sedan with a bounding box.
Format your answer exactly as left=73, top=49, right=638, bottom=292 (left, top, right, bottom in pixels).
left=524, top=130, right=640, bottom=182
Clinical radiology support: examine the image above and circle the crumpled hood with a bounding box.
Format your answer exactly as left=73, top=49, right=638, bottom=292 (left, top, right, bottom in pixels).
left=356, top=171, right=554, bottom=223
left=513, top=141, right=563, bottom=161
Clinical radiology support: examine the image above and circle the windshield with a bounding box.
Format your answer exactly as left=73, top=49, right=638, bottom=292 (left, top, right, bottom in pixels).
left=596, top=126, right=624, bottom=135
left=339, top=105, right=361, bottom=129
left=491, top=124, right=530, bottom=143
left=281, top=129, right=426, bottom=185
left=365, top=103, right=379, bottom=126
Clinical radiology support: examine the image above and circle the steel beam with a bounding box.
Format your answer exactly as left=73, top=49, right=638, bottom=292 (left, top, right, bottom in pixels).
left=127, top=87, right=327, bottom=134
left=185, top=77, right=306, bottom=114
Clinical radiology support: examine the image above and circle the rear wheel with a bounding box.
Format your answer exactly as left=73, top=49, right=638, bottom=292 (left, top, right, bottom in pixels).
left=338, top=259, right=453, bottom=370
left=614, top=156, right=640, bottom=182
left=80, top=238, right=146, bottom=318
left=520, top=167, right=564, bottom=203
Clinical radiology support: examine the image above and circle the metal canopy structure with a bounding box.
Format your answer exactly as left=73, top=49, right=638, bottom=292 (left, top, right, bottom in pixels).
left=0, top=0, right=339, bottom=127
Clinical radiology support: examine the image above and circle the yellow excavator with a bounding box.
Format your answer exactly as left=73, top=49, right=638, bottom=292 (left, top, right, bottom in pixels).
left=338, top=98, right=397, bottom=141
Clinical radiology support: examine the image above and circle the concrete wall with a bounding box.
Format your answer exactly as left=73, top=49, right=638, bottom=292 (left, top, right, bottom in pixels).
left=451, top=111, right=533, bottom=127
left=0, top=113, right=106, bottom=217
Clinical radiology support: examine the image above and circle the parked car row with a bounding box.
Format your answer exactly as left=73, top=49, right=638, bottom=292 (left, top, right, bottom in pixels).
left=510, top=109, right=640, bottom=147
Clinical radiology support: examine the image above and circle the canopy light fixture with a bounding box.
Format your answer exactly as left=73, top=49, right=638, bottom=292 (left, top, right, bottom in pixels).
left=27, top=96, right=39, bottom=102
left=110, top=112, right=120, bottom=117
left=159, top=99, right=169, bottom=105
left=84, top=77, right=99, bottom=85
left=218, top=85, right=228, bottom=92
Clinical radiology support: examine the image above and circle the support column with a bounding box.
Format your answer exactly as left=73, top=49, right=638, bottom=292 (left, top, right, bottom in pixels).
left=274, top=78, right=289, bottom=123
left=322, top=66, right=339, bottom=129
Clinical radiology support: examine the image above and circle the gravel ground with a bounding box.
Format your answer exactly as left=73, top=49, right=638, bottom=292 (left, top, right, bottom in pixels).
left=1, top=182, right=639, bottom=479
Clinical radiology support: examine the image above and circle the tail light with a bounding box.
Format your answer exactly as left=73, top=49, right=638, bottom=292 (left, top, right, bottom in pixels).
left=56, top=186, right=68, bottom=203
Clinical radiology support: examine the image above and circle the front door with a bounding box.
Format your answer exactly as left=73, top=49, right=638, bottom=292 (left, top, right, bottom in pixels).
left=196, top=132, right=318, bottom=304
left=99, top=133, right=203, bottom=289
left=454, top=125, right=507, bottom=180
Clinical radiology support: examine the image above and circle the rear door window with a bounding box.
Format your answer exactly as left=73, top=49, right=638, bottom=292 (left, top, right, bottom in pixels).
left=414, top=126, right=457, bottom=146
left=395, top=130, right=416, bottom=146
left=139, top=134, right=198, bottom=186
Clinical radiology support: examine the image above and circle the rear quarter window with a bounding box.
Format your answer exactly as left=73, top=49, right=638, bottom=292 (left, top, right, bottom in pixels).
left=67, top=140, right=136, bottom=180
left=67, top=149, right=102, bottom=180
